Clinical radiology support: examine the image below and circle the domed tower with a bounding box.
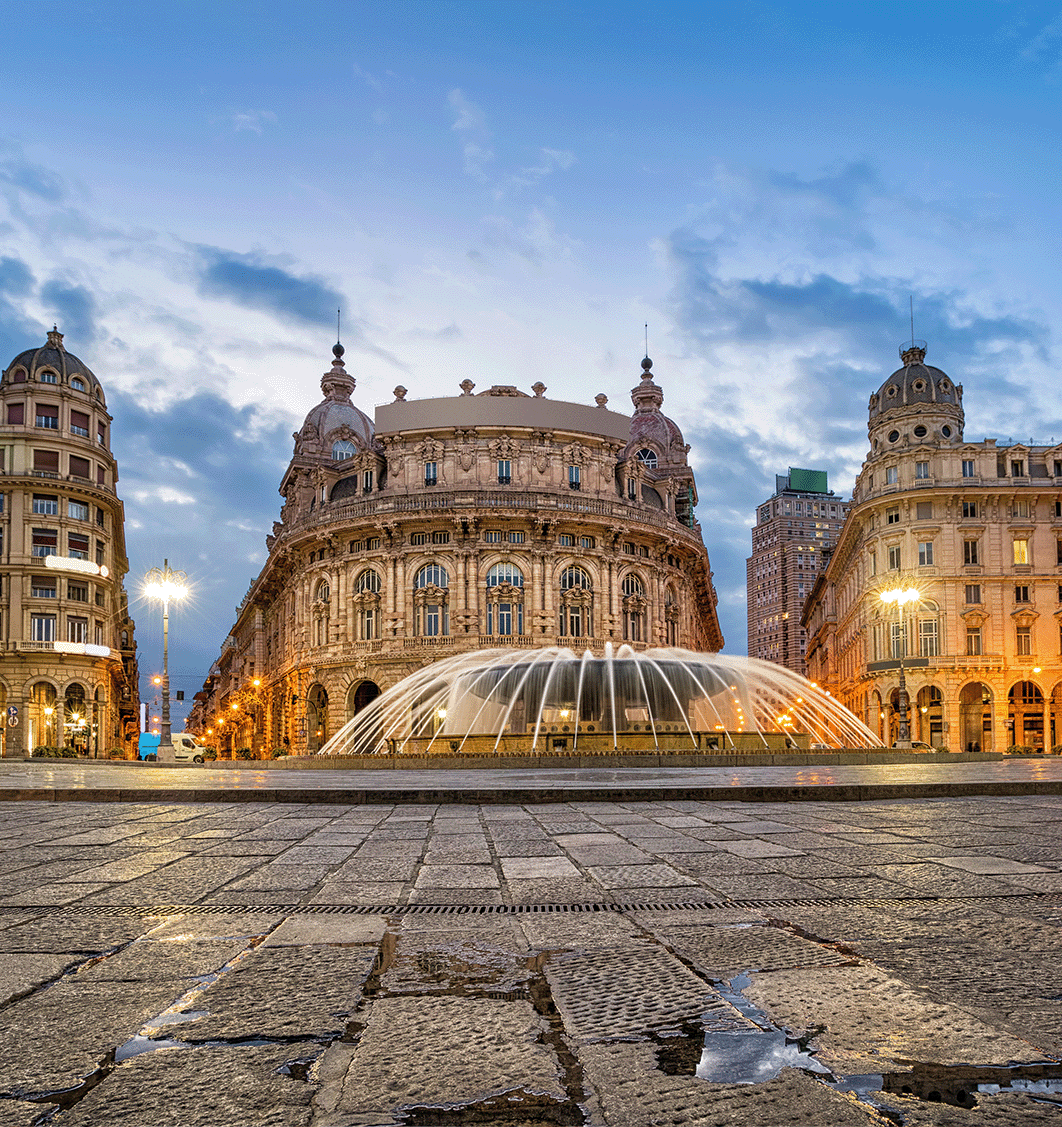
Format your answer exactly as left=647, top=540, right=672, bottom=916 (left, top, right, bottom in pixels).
left=0, top=328, right=139, bottom=756
left=867, top=341, right=964, bottom=456
left=619, top=355, right=699, bottom=527
left=276, top=341, right=384, bottom=528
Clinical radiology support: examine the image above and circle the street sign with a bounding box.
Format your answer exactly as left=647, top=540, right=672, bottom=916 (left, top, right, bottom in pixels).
left=6, top=706, right=16, bottom=718
left=7, top=716, right=17, bottom=727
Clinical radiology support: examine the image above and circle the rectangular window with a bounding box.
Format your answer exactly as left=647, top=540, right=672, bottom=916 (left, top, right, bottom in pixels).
left=484, top=530, right=502, bottom=543
left=965, top=583, right=981, bottom=604
left=623, top=542, right=636, bottom=555
left=507, top=530, right=525, bottom=543
left=580, top=535, right=596, bottom=549
left=888, top=545, right=901, bottom=570
left=1016, top=625, right=1032, bottom=655
left=95, top=588, right=104, bottom=607
left=431, top=530, right=451, bottom=544
left=97, top=424, right=106, bottom=446
left=557, top=533, right=573, bottom=547
left=68, top=500, right=89, bottom=521
left=424, top=461, right=437, bottom=486
left=94, top=621, right=104, bottom=646
left=349, top=540, right=362, bottom=553
left=1014, top=538, right=1030, bottom=565
left=30, top=614, right=56, bottom=642
left=962, top=500, right=978, bottom=519
left=362, top=607, right=376, bottom=640
left=497, top=459, right=511, bottom=484
left=410, top=532, right=428, bottom=546
left=68, top=583, right=88, bottom=602
left=886, top=506, right=900, bottom=525
left=885, top=466, right=898, bottom=485
left=919, top=618, right=939, bottom=657
left=962, top=459, right=976, bottom=478
left=96, top=507, right=105, bottom=527
left=916, top=501, right=933, bottom=519
left=70, top=410, right=90, bottom=437
left=68, top=533, right=89, bottom=560
left=6, top=403, right=23, bottom=424
left=69, top=455, right=90, bottom=479
left=966, top=627, right=982, bottom=656
left=1013, top=500, right=1030, bottom=519
left=1058, top=539, right=1062, bottom=565
left=869, top=551, right=877, bottom=576
left=1012, top=460, right=1025, bottom=477
left=31, top=528, right=57, bottom=557
left=964, top=539, right=979, bottom=565
left=1057, top=500, right=1062, bottom=517
left=568, top=464, right=581, bottom=490
left=96, top=465, right=105, bottom=486
left=40, top=371, right=57, bottom=384
left=366, top=537, right=380, bottom=550
left=35, top=404, right=59, bottom=429
left=890, top=621, right=904, bottom=659
left=915, top=461, right=929, bottom=479
left=32, top=494, right=58, bottom=515
left=1015, top=584, right=1030, bottom=603
left=639, top=544, right=650, bottom=557
left=31, top=577, right=56, bottom=598
left=362, top=470, right=373, bottom=494
left=918, top=541, right=934, bottom=566
left=67, top=617, right=88, bottom=643
left=95, top=540, right=104, bottom=566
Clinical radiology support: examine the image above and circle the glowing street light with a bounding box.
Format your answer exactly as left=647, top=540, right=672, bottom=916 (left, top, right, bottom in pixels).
left=144, top=559, right=188, bottom=762
left=879, top=584, right=920, bottom=745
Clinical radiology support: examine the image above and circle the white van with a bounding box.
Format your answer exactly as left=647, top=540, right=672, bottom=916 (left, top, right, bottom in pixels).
left=171, top=733, right=212, bottom=763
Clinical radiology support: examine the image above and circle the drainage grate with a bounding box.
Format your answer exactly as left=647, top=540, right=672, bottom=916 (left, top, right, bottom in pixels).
left=0, top=891, right=1059, bottom=919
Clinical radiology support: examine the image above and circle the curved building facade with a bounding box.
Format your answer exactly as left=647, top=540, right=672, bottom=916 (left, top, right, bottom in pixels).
left=804, top=342, right=1062, bottom=752
left=0, top=330, right=139, bottom=756
left=190, top=348, right=722, bottom=755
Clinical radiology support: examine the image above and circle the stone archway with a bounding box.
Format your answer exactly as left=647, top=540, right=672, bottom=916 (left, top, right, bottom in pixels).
left=307, top=684, right=329, bottom=752
left=1008, top=681, right=1044, bottom=751
left=915, top=685, right=943, bottom=747
left=346, top=680, right=381, bottom=720
left=959, top=682, right=992, bottom=754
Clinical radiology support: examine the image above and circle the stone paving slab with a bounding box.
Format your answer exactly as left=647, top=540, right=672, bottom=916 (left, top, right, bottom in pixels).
left=0, top=793, right=1061, bottom=1123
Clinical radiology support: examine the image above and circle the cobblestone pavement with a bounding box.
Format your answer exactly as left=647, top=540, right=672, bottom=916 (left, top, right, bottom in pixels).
left=0, top=793, right=1060, bottom=1124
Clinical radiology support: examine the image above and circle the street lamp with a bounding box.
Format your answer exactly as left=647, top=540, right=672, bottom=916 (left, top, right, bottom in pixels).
left=879, top=585, right=920, bottom=745
left=144, top=560, right=188, bottom=762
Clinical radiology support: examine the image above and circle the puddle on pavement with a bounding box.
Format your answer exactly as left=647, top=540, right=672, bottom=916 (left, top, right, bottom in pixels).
left=398, top=1089, right=583, bottom=1125
left=652, top=969, right=1062, bottom=1119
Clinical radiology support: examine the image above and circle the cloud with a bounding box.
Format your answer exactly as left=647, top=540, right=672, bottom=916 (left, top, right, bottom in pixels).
left=40, top=279, right=98, bottom=344
left=352, top=63, right=383, bottom=92
left=0, top=146, right=67, bottom=202
left=194, top=245, right=345, bottom=328
left=0, top=255, right=40, bottom=361
left=230, top=110, right=278, bottom=134
left=448, top=88, right=494, bottom=180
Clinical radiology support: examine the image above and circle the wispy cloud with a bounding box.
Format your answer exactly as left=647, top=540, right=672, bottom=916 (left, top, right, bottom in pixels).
left=230, top=109, right=278, bottom=134
left=448, top=88, right=494, bottom=181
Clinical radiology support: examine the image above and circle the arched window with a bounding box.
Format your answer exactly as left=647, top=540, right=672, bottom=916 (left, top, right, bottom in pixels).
left=558, top=566, right=592, bottom=638
left=313, top=581, right=330, bottom=647
left=28, top=682, right=57, bottom=750
left=918, top=600, right=940, bottom=658
left=332, top=440, right=356, bottom=461
left=65, top=684, right=88, bottom=753
left=307, top=684, right=328, bottom=752
left=486, top=563, right=525, bottom=637
left=414, top=564, right=449, bottom=636
left=636, top=448, right=658, bottom=468
left=621, top=573, right=647, bottom=642
left=353, top=569, right=382, bottom=640
left=315, top=581, right=330, bottom=604
left=71, top=377, right=86, bottom=391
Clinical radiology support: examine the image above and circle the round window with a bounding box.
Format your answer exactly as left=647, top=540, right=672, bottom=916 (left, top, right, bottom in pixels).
left=886, top=386, right=898, bottom=398
left=888, top=430, right=900, bottom=443
left=913, top=380, right=925, bottom=392
left=940, top=380, right=950, bottom=392
left=942, top=425, right=952, bottom=438
left=914, top=425, right=927, bottom=438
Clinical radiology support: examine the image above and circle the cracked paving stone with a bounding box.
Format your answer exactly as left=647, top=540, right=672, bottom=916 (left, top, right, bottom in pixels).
left=744, top=964, right=1046, bottom=1073
left=74, top=938, right=249, bottom=983
left=0, top=953, right=83, bottom=1004
left=0, top=1098, right=50, bottom=1127
left=184, top=943, right=377, bottom=1040
left=0, top=980, right=183, bottom=1097
left=379, top=926, right=529, bottom=995
left=58, top=1041, right=321, bottom=1126
left=581, top=1041, right=871, bottom=1127
left=314, top=996, right=564, bottom=1123
left=0, top=915, right=153, bottom=954
left=664, top=925, right=854, bottom=980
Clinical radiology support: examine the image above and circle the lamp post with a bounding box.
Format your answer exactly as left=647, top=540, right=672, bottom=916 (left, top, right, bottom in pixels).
left=879, top=585, right=920, bottom=746
left=144, top=560, right=188, bottom=763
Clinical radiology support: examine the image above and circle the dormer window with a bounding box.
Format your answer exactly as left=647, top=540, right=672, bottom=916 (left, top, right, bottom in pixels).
left=332, top=440, right=356, bottom=461
left=71, top=377, right=85, bottom=391
left=636, top=448, right=658, bottom=468
left=40, top=371, right=58, bottom=384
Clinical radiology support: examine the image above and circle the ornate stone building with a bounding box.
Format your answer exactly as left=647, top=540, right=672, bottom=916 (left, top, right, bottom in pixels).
left=803, top=342, right=1062, bottom=752
left=0, top=330, right=139, bottom=756
left=189, top=347, right=722, bottom=754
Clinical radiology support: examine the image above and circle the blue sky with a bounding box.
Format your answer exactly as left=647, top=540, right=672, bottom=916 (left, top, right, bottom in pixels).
left=3, top=0, right=1062, bottom=722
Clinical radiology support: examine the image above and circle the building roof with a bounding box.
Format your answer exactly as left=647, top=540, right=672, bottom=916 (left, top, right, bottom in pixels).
left=2, top=328, right=105, bottom=402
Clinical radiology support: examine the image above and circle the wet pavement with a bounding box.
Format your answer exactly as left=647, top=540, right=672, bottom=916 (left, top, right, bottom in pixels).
left=0, top=790, right=1060, bottom=1123
left=3, top=756, right=1062, bottom=805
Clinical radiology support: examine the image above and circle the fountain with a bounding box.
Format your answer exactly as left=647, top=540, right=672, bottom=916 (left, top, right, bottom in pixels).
left=318, top=644, right=881, bottom=756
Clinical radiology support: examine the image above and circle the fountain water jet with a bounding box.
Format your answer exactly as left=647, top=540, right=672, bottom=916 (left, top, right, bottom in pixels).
left=319, top=646, right=882, bottom=756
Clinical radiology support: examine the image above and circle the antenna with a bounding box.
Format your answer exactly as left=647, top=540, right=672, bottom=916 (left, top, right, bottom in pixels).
left=337, top=308, right=341, bottom=343
left=644, top=323, right=648, bottom=358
